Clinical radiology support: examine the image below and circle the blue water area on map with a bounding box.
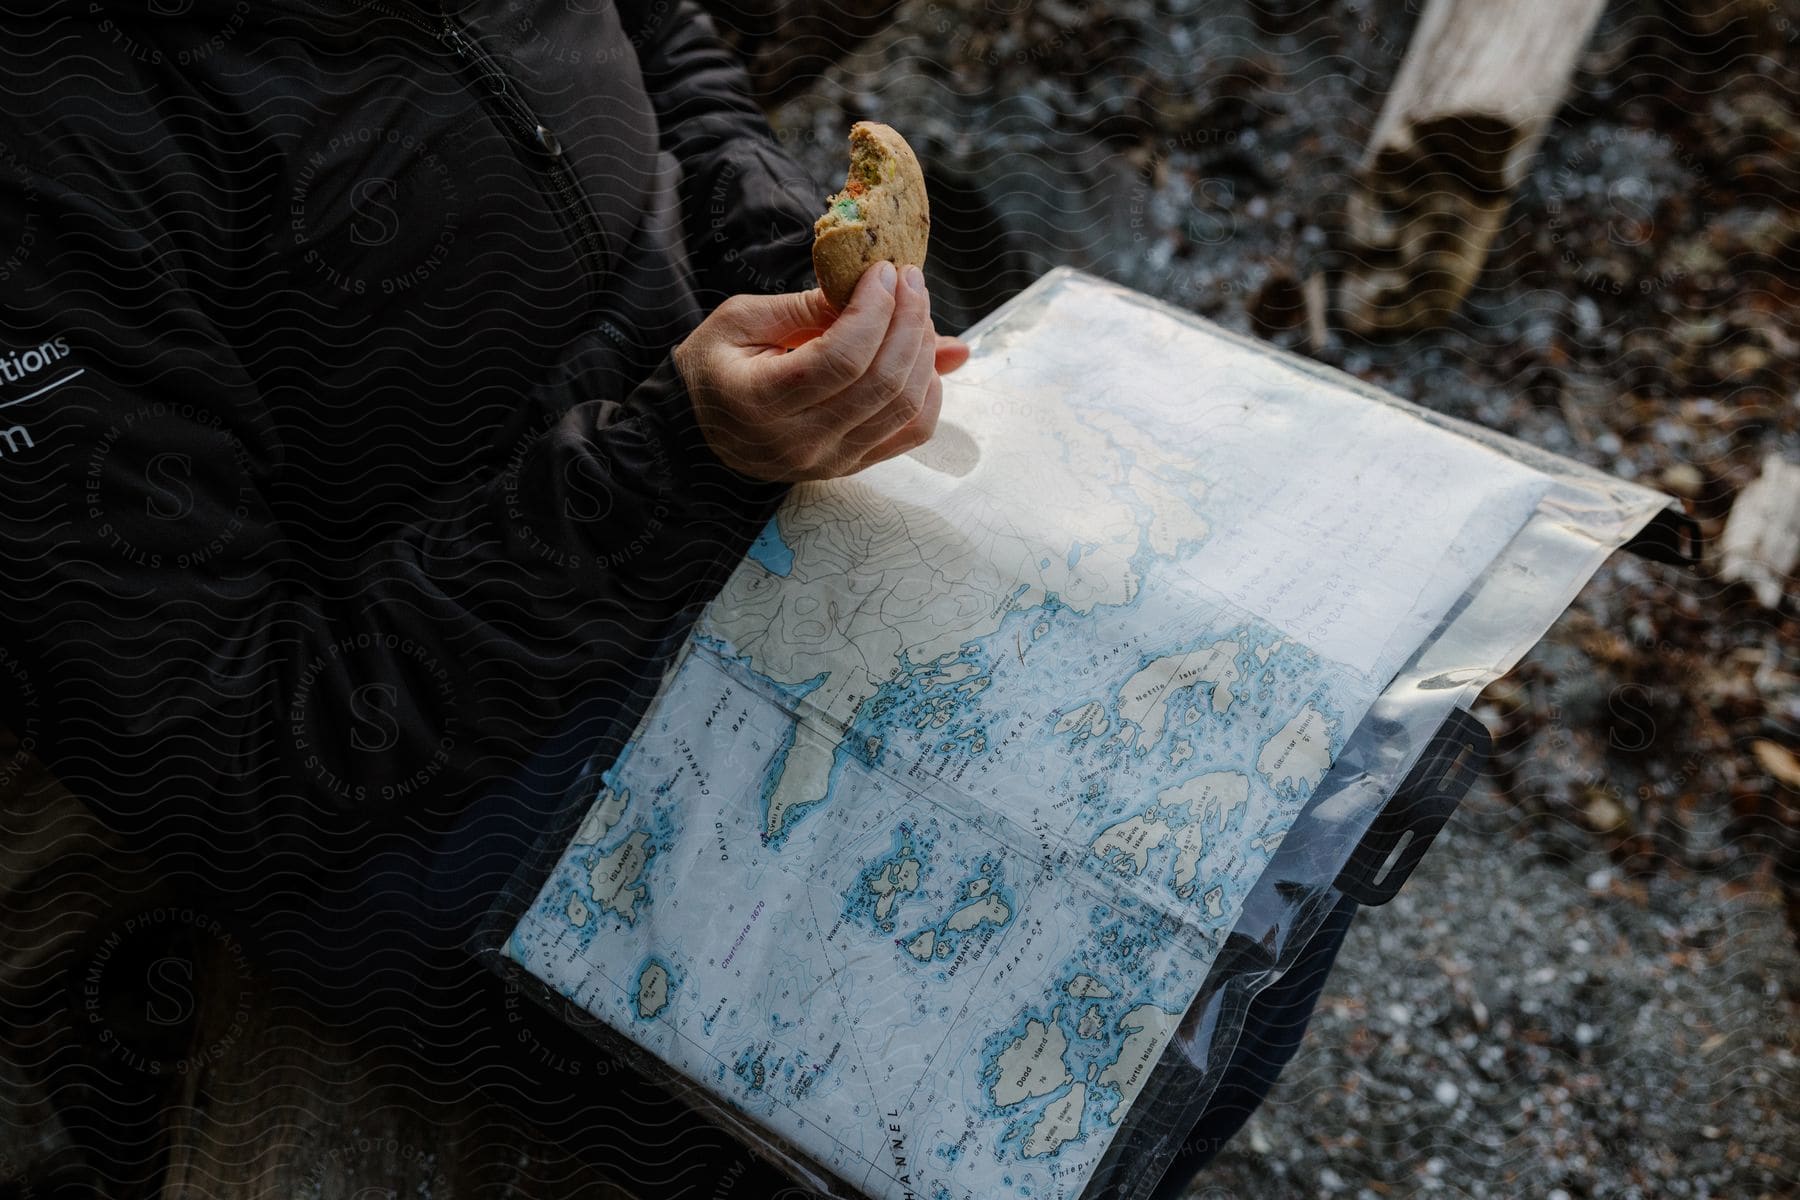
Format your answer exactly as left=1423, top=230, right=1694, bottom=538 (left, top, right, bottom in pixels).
left=841, top=818, right=942, bottom=935
left=536, top=496, right=1358, bottom=1189
left=974, top=930, right=1191, bottom=1163
left=747, top=518, right=795, bottom=577
left=526, top=781, right=681, bottom=954
left=704, top=534, right=1353, bottom=926
left=630, top=954, right=679, bottom=1021
left=895, top=853, right=1018, bottom=980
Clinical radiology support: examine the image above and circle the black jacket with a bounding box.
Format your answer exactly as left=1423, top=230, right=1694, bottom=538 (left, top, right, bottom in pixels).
left=0, top=0, right=813, bottom=896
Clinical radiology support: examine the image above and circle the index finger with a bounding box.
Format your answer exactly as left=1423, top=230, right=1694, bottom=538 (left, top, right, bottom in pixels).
left=782, top=262, right=899, bottom=397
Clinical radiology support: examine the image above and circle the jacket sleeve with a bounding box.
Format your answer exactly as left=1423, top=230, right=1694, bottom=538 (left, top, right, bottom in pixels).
left=0, top=151, right=782, bottom=888
left=623, top=0, right=820, bottom=306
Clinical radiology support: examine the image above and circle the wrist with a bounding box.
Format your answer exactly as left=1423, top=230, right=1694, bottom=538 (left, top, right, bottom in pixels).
left=656, top=348, right=791, bottom=500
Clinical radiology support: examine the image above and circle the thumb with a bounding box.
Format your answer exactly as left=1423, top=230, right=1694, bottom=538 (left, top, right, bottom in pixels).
left=717, top=288, right=838, bottom=350
left=934, top=335, right=971, bottom=375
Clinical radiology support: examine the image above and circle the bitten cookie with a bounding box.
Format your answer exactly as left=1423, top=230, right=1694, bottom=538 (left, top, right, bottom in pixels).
left=812, top=122, right=929, bottom=311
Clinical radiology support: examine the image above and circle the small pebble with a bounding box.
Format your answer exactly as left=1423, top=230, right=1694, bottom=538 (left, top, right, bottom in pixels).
left=1661, top=462, right=1705, bottom=498
left=1434, top=1080, right=1460, bottom=1105
left=1573, top=297, right=1603, bottom=338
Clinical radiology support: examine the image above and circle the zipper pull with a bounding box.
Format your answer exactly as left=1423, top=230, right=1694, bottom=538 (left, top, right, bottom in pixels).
left=440, top=19, right=470, bottom=57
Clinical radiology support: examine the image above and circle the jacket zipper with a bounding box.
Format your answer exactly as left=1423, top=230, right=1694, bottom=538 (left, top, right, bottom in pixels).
left=352, top=0, right=614, bottom=304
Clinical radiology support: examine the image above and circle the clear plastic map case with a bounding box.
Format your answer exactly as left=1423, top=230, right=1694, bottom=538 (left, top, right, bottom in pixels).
left=478, top=269, right=1680, bottom=1200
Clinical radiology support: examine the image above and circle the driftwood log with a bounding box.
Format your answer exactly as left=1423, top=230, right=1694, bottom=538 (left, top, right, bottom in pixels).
left=1340, top=0, right=1608, bottom=333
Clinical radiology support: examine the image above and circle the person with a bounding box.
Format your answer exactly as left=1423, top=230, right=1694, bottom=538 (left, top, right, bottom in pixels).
left=0, top=0, right=965, bottom=1192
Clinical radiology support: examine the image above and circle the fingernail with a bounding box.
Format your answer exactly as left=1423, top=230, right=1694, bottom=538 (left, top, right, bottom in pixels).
left=876, top=261, right=897, bottom=291
left=903, top=265, right=925, bottom=293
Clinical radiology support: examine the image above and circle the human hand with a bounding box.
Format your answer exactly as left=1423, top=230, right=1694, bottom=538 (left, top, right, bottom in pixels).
left=673, top=263, right=971, bottom=482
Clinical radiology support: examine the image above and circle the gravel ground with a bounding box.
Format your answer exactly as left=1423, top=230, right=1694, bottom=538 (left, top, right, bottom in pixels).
left=1197, top=781, right=1797, bottom=1200
left=757, top=0, right=1800, bottom=1193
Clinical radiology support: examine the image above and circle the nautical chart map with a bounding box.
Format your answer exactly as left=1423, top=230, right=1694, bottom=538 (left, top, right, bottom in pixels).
left=506, top=273, right=1550, bottom=1198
